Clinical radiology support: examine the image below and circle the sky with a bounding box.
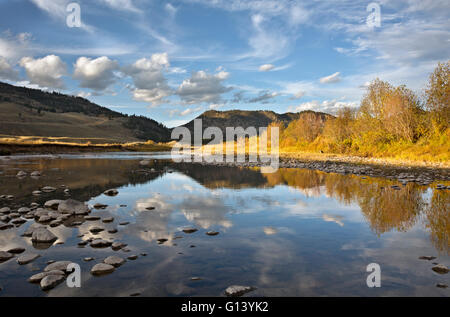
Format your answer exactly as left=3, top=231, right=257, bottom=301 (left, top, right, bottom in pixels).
left=0, top=0, right=448, bottom=127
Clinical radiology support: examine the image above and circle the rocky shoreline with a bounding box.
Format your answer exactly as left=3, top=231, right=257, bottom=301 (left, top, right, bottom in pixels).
left=194, top=156, right=450, bottom=183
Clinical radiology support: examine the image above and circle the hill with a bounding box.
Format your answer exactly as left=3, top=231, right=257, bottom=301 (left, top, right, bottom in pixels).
left=0, top=82, right=171, bottom=143
left=181, top=109, right=333, bottom=140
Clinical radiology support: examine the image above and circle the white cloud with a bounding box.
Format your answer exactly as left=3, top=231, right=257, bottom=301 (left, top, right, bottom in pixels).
left=0, top=32, right=32, bottom=61
left=290, top=90, right=305, bottom=100
left=165, top=3, right=177, bottom=15
left=99, top=0, right=142, bottom=13
left=0, top=57, right=19, bottom=81
left=320, top=72, right=341, bottom=84
left=259, top=64, right=275, bottom=72
left=73, top=56, right=119, bottom=91
left=177, top=70, right=232, bottom=104
left=19, top=55, right=67, bottom=89
left=124, top=53, right=172, bottom=107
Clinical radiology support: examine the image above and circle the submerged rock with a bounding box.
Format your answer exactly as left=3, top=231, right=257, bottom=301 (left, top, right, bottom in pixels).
left=102, top=217, right=114, bottom=223
left=104, top=256, right=126, bottom=267
left=91, top=263, right=115, bottom=276
left=90, top=239, right=112, bottom=248
left=206, top=231, right=219, bottom=236
left=28, top=270, right=65, bottom=283
left=0, top=251, right=14, bottom=262
left=44, top=261, right=72, bottom=273
left=182, top=228, right=198, bottom=234
left=104, top=189, right=119, bottom=196
left=89, top=226, right=104, bottom=233
left=7, top=247, right=25, bottom=254
left=419, top=256, right=437, bottom=261
left=224, top=285, right=256, bottom=297
left=17, top=253, right=40, bottom=265
left=40, top=274, right=65, bottom=291
left=93, top=203, right=108, bottom=209
left=58, top=199, right=90, bottom=215
left=432, top=264, right=449, bottom=274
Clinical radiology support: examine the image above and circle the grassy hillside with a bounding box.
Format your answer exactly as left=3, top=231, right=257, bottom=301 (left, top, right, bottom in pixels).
left=0, top=81, right=171, bottom=143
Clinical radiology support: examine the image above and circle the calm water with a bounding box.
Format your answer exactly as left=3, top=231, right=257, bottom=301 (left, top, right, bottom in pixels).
left=0, top=153, right=448, bottom=297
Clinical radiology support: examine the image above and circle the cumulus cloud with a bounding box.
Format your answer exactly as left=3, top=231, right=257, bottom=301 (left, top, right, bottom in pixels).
left=0, top=57, right=20, bottom=81
left=176, top=70, right=232, bottom=104
left=259, top=64, right=275, bottom=72
left=0, top=32, right=32, bottom=61
left=319, top=72, right=341, bottom=84
left=123, top=53, right=172, bottom=106
left=19, top=55, right=67, bottom=89
left=73, top=56, right=119, bottom=91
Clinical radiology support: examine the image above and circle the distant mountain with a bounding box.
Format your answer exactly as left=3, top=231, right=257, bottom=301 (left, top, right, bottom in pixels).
left=0, top=82, right=171, bottom=143
left=180, top=109, right=333, bottom=140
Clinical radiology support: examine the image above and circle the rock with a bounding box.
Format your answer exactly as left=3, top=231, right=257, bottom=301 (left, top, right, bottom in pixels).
left=77, top=241, right=88, bottom=247
left=157, top=238, right=168, bottom=244
left=90, top=239, right=112, bottom=248
left=0, top=207, right=10, bottom=214
left=102, top=217, right=114, bottom=223
left=111, top=242, right=126, bottom=251
left=18, top=207, right=30, bottom=214
left=38, top=215, right=52, bottom=223
left=28, top=270, right=65, bottom=283
left=0, top=215, right=10, bottom=222
left=108, top=228, right=118, bottom=234
left=11, top=218, right=26, bottom=225
left=32, top=191, right=42, bottom=196
left=0, top=224, right=13, bottom=231
left=139, top=160, right=150, bottom=166
left=436, top=283, right=448, bottom=288
left=40, top=274, right=65, bottom=291
left=83, top=257, right=94, bottom=262
left=419, top=256, right=436, bottom=261
left=41, top=186, right=57, bottom=193
left=182, top=228, right=198, bottom=234
left=0, top=251, right=14, bottom=262
left=91, top=263, right=115, bottom=276
left=93, top=203, right=108, bottom=209
left=44, top=261, right=72, bottom=273
left=145, top=206, right=155, bottom=211
left=31, top=228, right=58, bottom=243
left=85, top=216, right=101, bottom=221
left=191, top=277, right=202, bottom=281
left=432, top=264, right=449, bottom=274
left=17, top=253, right=40, bottom=265
left=22, top=223, right=45, bottom=237
left=30, top=171, right=41, bottom=177
left=7, top=247, right=25, bottom=254
left=104, top=255, right=126, bottom=267
left=89, top=226, right=104, bottom=234
left=224, top=285, right=256, bottom=297
left=206, top=231, right=219, bottom=236
left=44, top=200, right=63, bottom=210
left=127, top=255, right=138, bottom=260
left=16, top=171, right=27, bottom=177
left=104, top=189, right=118, bottom=196
left=119, top=222, right=129, bottom=226
left=58, top=199, right=90, bottom=215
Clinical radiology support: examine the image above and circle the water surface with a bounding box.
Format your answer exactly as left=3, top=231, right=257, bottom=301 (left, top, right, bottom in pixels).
left=0, top=153, right=448, bottom=297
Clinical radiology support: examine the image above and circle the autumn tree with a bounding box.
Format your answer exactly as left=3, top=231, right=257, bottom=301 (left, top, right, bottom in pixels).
left=425, top=61, right=450, bottom=133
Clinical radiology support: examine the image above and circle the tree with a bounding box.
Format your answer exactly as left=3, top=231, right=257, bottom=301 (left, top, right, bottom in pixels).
left=425, top=61, right=450, bottom=133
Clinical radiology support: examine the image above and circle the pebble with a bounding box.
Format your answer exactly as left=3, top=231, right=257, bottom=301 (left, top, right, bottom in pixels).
left=224, top=285, right=256, bottom=297
left=40, top=274, right=65, bottom=291
left=104, top=256, right=126, bottom=267
left=17, top=253, right=40, bottom=265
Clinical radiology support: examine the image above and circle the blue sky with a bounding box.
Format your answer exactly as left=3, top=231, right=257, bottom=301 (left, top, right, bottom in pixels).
left=0, top=0, right=448, bottom=127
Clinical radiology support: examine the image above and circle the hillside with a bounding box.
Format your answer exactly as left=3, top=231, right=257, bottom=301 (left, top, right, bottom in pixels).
left=181, top=109, right=332, bottom=140
left=0, top=82, right=171, bottom=143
